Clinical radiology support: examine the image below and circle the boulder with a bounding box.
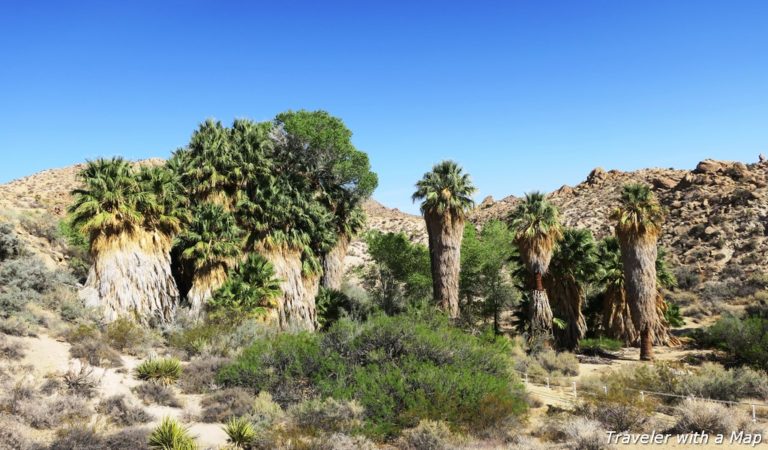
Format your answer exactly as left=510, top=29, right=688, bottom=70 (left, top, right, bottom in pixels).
left=479, top=195, right=495, bottom=209
left=694, top=159, right=726, bottom=174
left=586, top=167, right=607, bottom=185
left=652, top=176, right=677, bottom=190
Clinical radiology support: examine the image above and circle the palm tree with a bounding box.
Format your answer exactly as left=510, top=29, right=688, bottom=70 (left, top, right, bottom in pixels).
left=545, top=228, right=598, bottom=350
left=207, top=254, right=282, bottom=321
left=69, top=158, right=183, bottom=325
left=176, top=203, right=243, bottom=319
left=611, top=183, right=665, bottom=360
left=508, top=192, right=563, bottom=344
left=597, top=237, right=680, bottom=348
left=412, top=161, right=476, bottom=318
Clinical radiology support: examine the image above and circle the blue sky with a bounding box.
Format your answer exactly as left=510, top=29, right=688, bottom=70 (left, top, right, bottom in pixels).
left=1, top=1, right=767, bottom=214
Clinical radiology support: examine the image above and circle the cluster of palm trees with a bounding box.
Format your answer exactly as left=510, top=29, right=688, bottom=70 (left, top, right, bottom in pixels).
left=413, top=161, right=672, bottom=360
left=69, top=111, right=376, bottom=331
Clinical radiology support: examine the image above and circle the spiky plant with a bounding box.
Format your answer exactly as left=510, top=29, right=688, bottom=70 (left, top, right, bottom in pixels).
left=148, top=417, right=197, bottom=450
left=69, top=158, right=182, bottom=324
left=508, top=192, right=563, bottom=344
left=223, top=417, right=257, bottom=448
left=176, top=203, right=243, bottom=318
left=545, top=228, right=598, bottom=350
left=611, top=183, right=665, bottom=360
left=135, top=357, right=183, bottom=385
left=412, top=160, right=476, bottom=318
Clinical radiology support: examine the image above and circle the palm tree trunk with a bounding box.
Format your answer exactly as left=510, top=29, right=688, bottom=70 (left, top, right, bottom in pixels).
left=618, top=235, right=658, bottom=361
left=601, top=286, right=638, bottom=345
left=425, top=212, right=463, bottom=318
left=186, top=265, right=228, bottom=319
left=261, top=245, right=318, bottom=331
left=530, top=288, right=554, bottom=345
left=545, top=275, right=586, bottom=350
left=80, top=230, right=178, bottom=326
left=320, top=234, right=350, bottom=291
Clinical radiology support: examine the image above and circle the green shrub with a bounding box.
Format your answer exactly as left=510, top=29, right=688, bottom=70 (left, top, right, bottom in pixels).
left=664, top=302, right=685, bottom=328
left=696, top=315, right=768, bottom=370
left=578, top=337, right=622, bottom=355
left=223, top=417, right=256, bottom=449
left=106, top=317, right=158, bottom=355
left=135, top=358, right=183, bottom=385
left=148, top=417, right=197, bottom=450
left=219, top=314, right=526, bottom=439
left=0, top=222, right=23, bottom=261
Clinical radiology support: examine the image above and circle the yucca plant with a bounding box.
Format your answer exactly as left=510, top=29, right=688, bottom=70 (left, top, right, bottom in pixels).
left=223, top=416, right=257, bottom=448
left=148, top=417, right=198, bottom=450
left=135, top=357, right=183, bottom=385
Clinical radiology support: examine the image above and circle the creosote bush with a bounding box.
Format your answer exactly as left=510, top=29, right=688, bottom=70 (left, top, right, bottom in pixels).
left=219, top=313, right=527, bottom=439
left=106, top=317, right=159, bottom=355
left=696, top=314, right=768, bottom=370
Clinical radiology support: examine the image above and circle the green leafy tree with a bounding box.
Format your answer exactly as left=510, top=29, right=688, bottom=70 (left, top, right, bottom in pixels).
left=412, top=161, right=476, bottom=318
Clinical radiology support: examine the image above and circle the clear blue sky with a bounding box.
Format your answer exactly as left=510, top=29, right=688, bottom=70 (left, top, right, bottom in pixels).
left=2, top=1, right=767, bottom=214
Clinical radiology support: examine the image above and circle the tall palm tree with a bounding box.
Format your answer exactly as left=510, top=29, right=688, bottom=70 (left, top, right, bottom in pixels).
left=597, top=237, right=679, bottom=348
left=412, top=161, right=476, bottom=318
left=176, top=203, right=243, bottom=318
left=611, top=183, right=665, bottom=361
left=508, top=192, right=563, bottom=344
left=545, top=228, right=598, bottom=350
left=320, top=204, right=366, bottom=290
left=69, top=158, right=183, bottom=325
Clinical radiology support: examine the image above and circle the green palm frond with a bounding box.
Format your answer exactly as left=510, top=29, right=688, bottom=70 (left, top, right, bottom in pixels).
left=611, top=183, right=665, bottom=239
left=412, top=160, right=476, bottom=219
left=507, top=191, right=563, bottom=275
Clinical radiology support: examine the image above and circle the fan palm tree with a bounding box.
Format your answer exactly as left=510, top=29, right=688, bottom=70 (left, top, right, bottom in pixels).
left=320, top=204, right=366, bottom=290
left=545, top=228, right=598, bottom=350
left=611, top=183, right=665, bottom=360
left=597, top=237, right=679, bottom=348
left=176, top=203, right=243, bottom=318
left=69, top=158, right=182, bottom=325
left=508, top=192, right=563, bottom=344
left=207, top=253, right=282, bottom=321
left=412, top=160, right=476, bottom=318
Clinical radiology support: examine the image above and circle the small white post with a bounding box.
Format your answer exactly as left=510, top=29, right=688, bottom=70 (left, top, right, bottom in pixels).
left=603, top=385, right=608, bottom=395
left=524, top=373, right=528, bottom=386
left=572, top=381, right=577, bottom=398
left=546, top=377, right=550, bottom=389
left=752, top=405, right=756, bottom=423
left=640, top=391, right=645, bottom=402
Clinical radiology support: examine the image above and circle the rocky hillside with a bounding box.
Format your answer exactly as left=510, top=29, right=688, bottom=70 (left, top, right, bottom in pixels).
left=1, top=157, right=765, bottom=282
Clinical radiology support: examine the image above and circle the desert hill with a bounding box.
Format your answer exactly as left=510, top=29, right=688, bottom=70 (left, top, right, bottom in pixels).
left=1, top=157, right=766, bottom=282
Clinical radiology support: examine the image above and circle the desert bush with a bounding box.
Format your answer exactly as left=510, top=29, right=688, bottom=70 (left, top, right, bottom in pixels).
left=0, top=334, right=26, bottom=360
left=148, top=417, right=198, bottom=450
left=133, top=382, right=182, bottom=408
left=19, top=214, right=62, bottom=245
left=676, top=362, right=768, bottom=401
left=97, top=395, right=153, bottom=426
left=106, top=317, right=159, bottom=355
left=178, top=356, right=230, bottom=394
left=674, top=266, right=701, bottom=290
left=0, top=316, right=36, bottom=336
left=671, top=399, right=753, bottom=434
left=49, top=425, right=103, bottom=450
left=200, top=387, right=253, bottom=423
left=696, top=315, right=768, bottom=370
left=248, top=391, right=284, bottom=428
left=224, top=416, right=256, bottom=449
left=69, top=336, right=123, bottom=368
left=397, top=419, right=457, bottom=450
left=316, top=432, right=377, bottom=450
left=559, top=417, right=610, bottom=450
left=577, top=398, right=652, bottom=433
left=62, top=363, right=99, bottom=398
left=168, top=318, right=274, bottom=359
left=289, top=397, right=364, bottom=433
left=219, top=314, right=527, bottom=439
left=0, top=223, right=23, bottom=262
left=0, top=413, right=35, bottom=450
left=135, top=357, right=183, bottom=385
left=0, top=257, right=72, bottom=294
left=17, top=394, right=91, bottom=429
left=535, top=350, right=579, bottom=376
left=102, top=426, right=150, bottom=450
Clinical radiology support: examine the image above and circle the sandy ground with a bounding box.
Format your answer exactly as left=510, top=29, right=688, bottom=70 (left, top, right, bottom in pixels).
left=8, top=333, right=229, bottom=449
